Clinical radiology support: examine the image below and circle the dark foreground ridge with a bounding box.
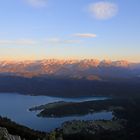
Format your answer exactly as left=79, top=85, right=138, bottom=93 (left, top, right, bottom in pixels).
left=0, top=116, right=48, bottom=140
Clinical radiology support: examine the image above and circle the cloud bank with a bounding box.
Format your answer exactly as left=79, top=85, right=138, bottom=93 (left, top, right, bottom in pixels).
left=89, top=1, right=118, bottom=20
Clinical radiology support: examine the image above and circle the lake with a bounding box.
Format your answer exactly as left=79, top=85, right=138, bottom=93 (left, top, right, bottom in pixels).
left=0, top=93, right=112, bottom=132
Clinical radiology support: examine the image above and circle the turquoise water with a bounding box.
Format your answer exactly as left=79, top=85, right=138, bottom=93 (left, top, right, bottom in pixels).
left=0, top=93, right=112, bottom=132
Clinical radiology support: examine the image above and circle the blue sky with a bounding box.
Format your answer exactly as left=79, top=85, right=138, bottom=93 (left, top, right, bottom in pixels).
left=0, top=0, right=140, bottom=62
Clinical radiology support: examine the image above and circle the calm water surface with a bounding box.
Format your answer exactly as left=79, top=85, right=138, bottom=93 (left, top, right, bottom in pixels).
left=0, top=93, right=112, bottom=132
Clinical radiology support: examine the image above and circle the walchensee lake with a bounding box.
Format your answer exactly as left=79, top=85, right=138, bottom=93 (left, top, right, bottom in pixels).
left=0, top=93, right=112, bottom=132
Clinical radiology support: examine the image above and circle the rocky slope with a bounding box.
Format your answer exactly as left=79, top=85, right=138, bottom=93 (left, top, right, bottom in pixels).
left=0, top=127, right=21, bottom=140
left=61, top=120, right=123, bottom=135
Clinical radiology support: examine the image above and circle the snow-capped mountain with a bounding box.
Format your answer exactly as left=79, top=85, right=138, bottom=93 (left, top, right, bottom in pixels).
left=0, top=59, right=139, bottom=79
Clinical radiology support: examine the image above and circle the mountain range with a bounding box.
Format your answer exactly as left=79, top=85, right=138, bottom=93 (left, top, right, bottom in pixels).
left=0, top=59, right=140, bottom=79
left=0, top=59, right=140, bottom=97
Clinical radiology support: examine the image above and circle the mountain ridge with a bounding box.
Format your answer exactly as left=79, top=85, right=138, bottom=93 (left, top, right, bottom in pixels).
left=0, top=59, right=139, bottom=79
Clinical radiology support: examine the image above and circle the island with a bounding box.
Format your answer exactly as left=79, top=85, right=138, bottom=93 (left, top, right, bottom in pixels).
left=29, top=98, right=127, bottom=117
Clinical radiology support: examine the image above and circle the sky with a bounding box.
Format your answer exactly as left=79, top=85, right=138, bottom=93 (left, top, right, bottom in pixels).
left=0, top=0, right=140, bottom=62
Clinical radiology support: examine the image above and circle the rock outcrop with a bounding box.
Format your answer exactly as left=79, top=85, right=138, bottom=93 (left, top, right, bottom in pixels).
left=0, top=127, right=21, bottom=140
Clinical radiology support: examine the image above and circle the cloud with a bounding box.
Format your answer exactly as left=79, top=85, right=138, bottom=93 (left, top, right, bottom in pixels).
left=74, top=33, right=97, bottom=38
left=0, top=39, right=37, bottom=46
left=46, top=38, right=82, bottom=44
left=25, top=0, right=47, bottom=7
left=0, top=37, right=81, bottom=47
left=89, top=1, right=118, bottom=20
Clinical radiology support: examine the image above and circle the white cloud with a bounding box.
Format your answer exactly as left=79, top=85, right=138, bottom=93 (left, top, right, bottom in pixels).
left=0, top=37, right=81, bottom=47
left=89, top=1, right=118, bottom=20
left=46, top=38, right=82, bottom=44
left=25, top=0, right=47, bottom=7
left=0, top=39, right=37, bottom=46
left=74, top=33, right=97, bottom=38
